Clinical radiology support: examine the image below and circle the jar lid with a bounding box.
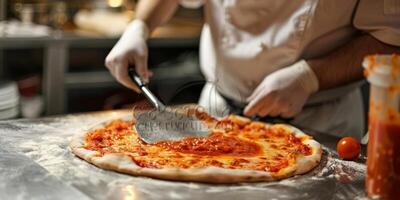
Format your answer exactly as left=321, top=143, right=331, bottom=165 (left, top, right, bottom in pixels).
left=363, top=54, right=400, bottom=87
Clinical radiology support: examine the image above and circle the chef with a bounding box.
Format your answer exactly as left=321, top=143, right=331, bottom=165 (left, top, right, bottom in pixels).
left=105, top=0, right=400, bottom=140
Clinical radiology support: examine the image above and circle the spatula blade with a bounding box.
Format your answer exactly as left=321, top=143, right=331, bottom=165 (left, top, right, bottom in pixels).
left=134, top=109, right=210, bottom=144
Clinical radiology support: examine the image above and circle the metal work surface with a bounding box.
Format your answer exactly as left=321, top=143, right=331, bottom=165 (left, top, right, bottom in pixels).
left=0, top=110, right=368, bottom=200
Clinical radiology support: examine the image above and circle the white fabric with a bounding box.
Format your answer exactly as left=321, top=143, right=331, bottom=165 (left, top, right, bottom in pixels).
left=295, top=89, right=365, bottom=140
left=199, top=83, right=365, bottom=140
left=202, top=0, right=360, bottom=102
left=200, top=0, right=399, bottom=102
left=198, top=82, right=230, bottom=117
left=198, top=0, right=395, bottom=137
left=354, top=0, right=400, bottom=46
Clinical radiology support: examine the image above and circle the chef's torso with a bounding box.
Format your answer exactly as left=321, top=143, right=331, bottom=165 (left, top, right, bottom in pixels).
left=200, top=0, right=360, bottom=102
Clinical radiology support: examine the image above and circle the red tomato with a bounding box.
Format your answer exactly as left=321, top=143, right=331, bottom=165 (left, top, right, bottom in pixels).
left=337, top=137, right=361, bottom=160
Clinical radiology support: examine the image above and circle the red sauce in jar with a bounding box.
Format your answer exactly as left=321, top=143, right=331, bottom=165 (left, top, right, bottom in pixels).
left=364, top=54, right=400, bottom=199
left=366, top=118, right=400, bottom=199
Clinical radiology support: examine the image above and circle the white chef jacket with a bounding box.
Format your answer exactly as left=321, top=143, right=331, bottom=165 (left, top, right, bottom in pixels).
left=182, top=0, right=400, bottom=139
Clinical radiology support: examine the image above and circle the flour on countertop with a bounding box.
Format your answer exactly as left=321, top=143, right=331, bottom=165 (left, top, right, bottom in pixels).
left=0, top=111, right=368, bottom=200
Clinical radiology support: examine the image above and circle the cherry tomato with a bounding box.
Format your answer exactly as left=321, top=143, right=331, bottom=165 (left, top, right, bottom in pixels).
left=337, top=137, right=361, bottom=160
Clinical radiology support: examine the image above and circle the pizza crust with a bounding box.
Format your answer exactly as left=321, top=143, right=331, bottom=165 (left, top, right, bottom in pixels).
left=70, top=114, right=322, bottom=183
left=275, top=124, right=323, bottom=175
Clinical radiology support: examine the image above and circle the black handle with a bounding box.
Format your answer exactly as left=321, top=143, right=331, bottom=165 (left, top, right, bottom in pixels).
left=251, top=115, right=293, bottom=124
left=127, top=67, right=166, bottom=110
left=128, top=67, right=145, bottom=87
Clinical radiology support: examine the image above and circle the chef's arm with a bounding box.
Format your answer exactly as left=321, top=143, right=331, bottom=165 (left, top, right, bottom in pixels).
left=245, top=34, right=400, bottom=117
left=136, top=0, right=179, bottom=33
left=307, top=34, right=400, bottom=90
left=105, top=0, right=179, bottom=90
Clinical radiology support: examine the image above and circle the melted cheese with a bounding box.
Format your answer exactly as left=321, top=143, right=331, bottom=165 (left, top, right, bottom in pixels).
left=84, top=115, right=312, bottom=174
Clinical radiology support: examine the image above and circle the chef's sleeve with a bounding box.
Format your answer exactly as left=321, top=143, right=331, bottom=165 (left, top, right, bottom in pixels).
left=353, top=0, right=400, bottom=46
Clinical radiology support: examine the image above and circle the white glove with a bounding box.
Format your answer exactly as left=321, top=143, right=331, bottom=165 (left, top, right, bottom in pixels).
left=244, top=60, right=319, bottom=118
left=105, top=19, right=151, bottom=92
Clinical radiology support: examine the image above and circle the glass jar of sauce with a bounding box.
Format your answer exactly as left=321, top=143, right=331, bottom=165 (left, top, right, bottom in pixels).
left=363, top=54, right=400, bottom=199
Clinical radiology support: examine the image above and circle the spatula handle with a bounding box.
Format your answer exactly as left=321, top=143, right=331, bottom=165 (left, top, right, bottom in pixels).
left=128, top=67, right=166, bottom=111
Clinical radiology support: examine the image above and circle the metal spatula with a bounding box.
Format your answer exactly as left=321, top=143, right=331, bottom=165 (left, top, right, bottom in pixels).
left=128, top=67, right=210, bottom=144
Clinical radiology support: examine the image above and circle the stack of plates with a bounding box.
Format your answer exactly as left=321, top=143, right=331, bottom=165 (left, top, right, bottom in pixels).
left=0, top=81, right=19, bottom=120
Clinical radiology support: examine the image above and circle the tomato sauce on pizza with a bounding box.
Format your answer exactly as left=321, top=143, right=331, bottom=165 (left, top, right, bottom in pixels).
left=84, top=115, right=313, bottom=174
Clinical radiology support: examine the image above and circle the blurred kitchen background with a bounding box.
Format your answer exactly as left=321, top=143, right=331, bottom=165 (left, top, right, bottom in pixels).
left=0, top=0, right=205, bottom=119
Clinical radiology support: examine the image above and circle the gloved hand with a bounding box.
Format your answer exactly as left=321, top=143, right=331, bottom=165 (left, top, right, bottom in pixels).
left=244, top=60, right=319, bottom=118
left=105, top=19, right=151, bottom=92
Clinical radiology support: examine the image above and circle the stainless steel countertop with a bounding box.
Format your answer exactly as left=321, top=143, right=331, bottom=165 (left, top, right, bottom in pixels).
left=0, top=110, right=368, bottom=200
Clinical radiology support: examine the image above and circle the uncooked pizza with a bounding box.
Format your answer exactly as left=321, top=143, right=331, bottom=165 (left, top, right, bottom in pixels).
left=70, top=111, right=322, bottom=183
